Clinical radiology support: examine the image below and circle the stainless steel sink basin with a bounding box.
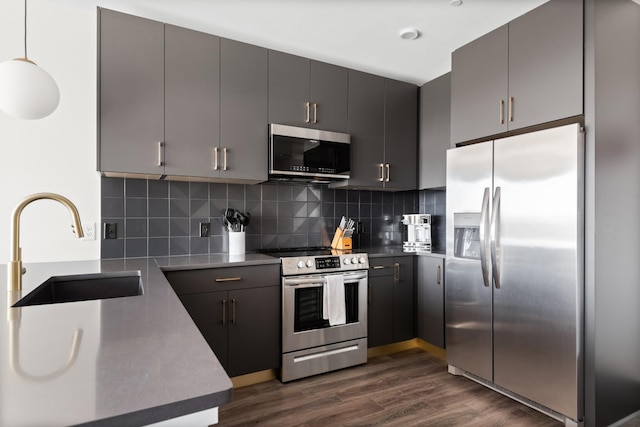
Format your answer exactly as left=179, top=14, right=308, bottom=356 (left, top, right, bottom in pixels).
left=12, top=271, right=143, bottom=307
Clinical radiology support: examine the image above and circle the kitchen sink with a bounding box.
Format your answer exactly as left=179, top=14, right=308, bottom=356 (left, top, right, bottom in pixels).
left=12, top=271, right=143, bottom=307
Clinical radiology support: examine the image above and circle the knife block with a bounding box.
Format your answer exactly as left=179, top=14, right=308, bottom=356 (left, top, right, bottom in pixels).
left=331, top=228, right=352, bottom=250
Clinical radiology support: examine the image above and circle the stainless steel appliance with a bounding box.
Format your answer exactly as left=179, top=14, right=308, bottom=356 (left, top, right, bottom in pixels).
left=401, top=213, right=432, bottom=253
left=445, top=123, right=584, bottom=426
left=269, top=124, right=350, bottom=182
left=260, top=247, right=368, bottom=382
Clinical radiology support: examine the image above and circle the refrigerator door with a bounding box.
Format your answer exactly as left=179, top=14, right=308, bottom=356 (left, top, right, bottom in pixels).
left=492, top=123, right=583, bottom=420
left=445, top=141, right=494, bottom=382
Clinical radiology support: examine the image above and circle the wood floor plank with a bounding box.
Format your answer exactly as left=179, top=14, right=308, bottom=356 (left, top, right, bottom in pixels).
left=218, top=349, right=565, bottom=426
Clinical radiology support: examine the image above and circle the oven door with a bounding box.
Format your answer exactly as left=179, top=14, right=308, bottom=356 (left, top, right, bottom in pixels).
left=282, top=271, right=367, bottom=353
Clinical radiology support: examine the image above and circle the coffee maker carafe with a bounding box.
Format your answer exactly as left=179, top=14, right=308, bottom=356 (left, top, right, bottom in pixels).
left=401, top=214, right=432, bottom=253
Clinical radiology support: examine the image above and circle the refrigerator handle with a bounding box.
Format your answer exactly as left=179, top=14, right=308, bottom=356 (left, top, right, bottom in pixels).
left=479, top=187, right=491, bottom=287
left=490, top=186, right=502, bottom=289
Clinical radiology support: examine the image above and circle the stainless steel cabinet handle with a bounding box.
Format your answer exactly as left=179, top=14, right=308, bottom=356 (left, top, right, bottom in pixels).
left=378, top=164, right=385, bottom=182
left=157, top=142, right=164, bottom=167
left=385, top=164, right=390, bottom=182
left=437, top=265, right=442, bottom=285
left=221, top=299, right=227, bottom=326
left=372, top=265, right=388, bottom=269
left=394, top=262, right=400, bottom=283
left=479, top=187, right=491, bottom=287
left=313, top=103, right=317, bottom=124
left=508, top=97, right=514, bottom=122
left=215, top=277, right=242, bottom=282
left=490, top=186, right=502, bottom=289
left=223, top=148, right=228, bottom=171
left=231, top=299, right=237, bottom=325
left=305, top=102, right=310, bottom=123
left=499, top=100, right=505, bottom=125
left=213, top=147, right=219, bottom=170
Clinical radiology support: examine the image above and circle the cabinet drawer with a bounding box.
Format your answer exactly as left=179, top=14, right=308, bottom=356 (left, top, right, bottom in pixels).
left=368, top=257, right=394, bottom=277
left=166, top=264, right=280, bottom=295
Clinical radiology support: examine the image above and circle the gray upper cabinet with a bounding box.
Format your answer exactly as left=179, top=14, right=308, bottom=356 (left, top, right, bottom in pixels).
left=220, top=39, right=268, bottom=182
left=451, top=0, right=583, bottom=145
left=334, top=71, right=417, bottom=190
left=268, top=51, right=348, bottom=132
left=419, top=73, right=451, bottom=189
left=99, top=9, right=165, bottom=177
left=384, top=79, right=418, bottom=191
left=164, top=25, right=220, bottom=179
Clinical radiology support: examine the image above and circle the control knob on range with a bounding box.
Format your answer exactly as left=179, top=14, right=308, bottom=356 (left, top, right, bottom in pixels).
left=343, top=257, right=350, bottom=265
left=351, top=257, right=358, bottom=265
left=358, top=256, right=365, bottom=264
left=296, top=260, right=305, bottom=269
left=306, top=259, right=314, bottom=268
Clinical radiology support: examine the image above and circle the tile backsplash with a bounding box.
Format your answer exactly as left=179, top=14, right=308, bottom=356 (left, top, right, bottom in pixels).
left=419, top=189, right=446, bottom=253
left=100, top=177, right=428, bottom=259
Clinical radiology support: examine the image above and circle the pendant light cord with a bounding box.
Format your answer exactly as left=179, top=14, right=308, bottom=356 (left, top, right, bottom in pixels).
left=24, top=0, right=28, bottom=58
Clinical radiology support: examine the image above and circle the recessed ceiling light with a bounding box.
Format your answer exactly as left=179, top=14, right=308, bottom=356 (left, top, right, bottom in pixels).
left=450, top=0, right=463, bottom=6
left=399, top=27, right=420, bottom=41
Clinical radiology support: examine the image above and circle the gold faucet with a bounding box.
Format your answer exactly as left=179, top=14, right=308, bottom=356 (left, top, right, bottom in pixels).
left=7, top=193, right=84, bottom=292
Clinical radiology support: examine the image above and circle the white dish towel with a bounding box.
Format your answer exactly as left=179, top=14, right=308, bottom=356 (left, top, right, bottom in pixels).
left=323, top=275, right=346, bottom=326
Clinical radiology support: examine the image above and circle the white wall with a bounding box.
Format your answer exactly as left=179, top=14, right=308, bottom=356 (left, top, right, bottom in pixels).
left=0, top=0, right=100, bottom=263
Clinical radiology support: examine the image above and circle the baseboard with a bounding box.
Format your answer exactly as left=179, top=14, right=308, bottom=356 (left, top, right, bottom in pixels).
left=231, top=339, right=446, bottom=389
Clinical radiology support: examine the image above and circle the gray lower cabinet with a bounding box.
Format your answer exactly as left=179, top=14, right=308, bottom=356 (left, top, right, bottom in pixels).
left=451, top=0, right=583, bottom=144
left=419, top=73, right=451, bottom=189
left=368, top=257, right=415, bottom=348
left=165, top=264, right=280, bottom=377
left=219, top=39, right=268, bottom=182
left=99, top=8, right=165, bottom=177
left=333, top=72, right=417, bottom=190
left=417, top=255, right=444, bottom=348
left=268, top=51, right=348, bottom=132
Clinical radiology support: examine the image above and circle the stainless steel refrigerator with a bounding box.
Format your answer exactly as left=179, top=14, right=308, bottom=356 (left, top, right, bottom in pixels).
left=445, top=123, right=584, bottom=425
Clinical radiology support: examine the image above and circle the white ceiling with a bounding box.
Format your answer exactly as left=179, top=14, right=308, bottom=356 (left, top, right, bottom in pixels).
left=62, top=0, right=549, bottom=86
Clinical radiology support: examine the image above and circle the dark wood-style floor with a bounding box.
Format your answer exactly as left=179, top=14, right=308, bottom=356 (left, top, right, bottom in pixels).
left=218, top=348, right=565, bottom=426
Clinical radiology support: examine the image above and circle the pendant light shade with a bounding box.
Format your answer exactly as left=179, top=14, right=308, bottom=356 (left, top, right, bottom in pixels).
left=0, top=58, right=59, bottom=120
left=0, top=0, right=60, bottom=120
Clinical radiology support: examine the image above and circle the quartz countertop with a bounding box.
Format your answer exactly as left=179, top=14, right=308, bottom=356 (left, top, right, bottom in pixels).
left=0, top=257, right=251, bottom=427
left=359, top=245, right=445, bottom=259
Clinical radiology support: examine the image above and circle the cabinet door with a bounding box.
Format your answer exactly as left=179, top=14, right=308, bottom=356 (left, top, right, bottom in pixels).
left=309, top=60, right=348, bottom=132
left=451, top=25, right=508, bottom=145
left=220, top=39, right=268, bottom=182
left=227, top=286, right=280, bottom=377
left=178, top=291, right=228, bottom=369
left=508, top=0, right=583, bottom=131
left=164, top=25, right=220, bottom=178
left=383, top=79, right=418, bottom=190
left=346, top=70, right=385, bottom=188
left=367, top=276, right=394, bottom=348
left=99, top=9, right=164, bottom=176
left=417, top=256, right=444, bottom=348
left=419, top=73, right=451, bottom=189
left=268, top=51, right=310, bottom=127
left=393, top=257, right=415, bottom=342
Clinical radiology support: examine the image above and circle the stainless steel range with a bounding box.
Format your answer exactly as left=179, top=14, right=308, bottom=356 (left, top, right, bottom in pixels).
left=260, top=247, right=369, bottom=382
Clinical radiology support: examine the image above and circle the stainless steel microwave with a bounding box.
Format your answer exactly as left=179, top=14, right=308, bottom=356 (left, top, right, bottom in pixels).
left=269, top=124, right=350, bottom=182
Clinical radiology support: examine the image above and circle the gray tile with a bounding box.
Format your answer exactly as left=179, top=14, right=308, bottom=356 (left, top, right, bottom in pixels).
left=125, top=238, right=147, bottom=258
left=321, top=203, right=334, bottom=218
left=246, top=235, right=262, bottom=252
left=101, top=198, right=124, bottom=218
left=261, top=183, right=278, bottom=201
left=170, top=199, right=189, bottom=217
left=148, top=180, right=169, bottom=198
left=335, top=203, right=347, bottom=218
left=292, top=185, right=307, bottom=202
left=125, top=178, right=147, bottom=198
left=371, top=203, right=383, bottom=219
left=125, top=198, right=147, bottom=218
left=210, top=199, right=227, bottom=219
left=210, top=235, right=224, bottom=253
left=148, top=238, right=169, bottom=257
left=278, top=201, right=293, bottom=218
left=245, top=219, right=260, bottom=236
left=170, top=237, right=189, bottom=256
left=277, top=185, right=293, bottom=201
left=125, top=218, right=147, bottom=238
left=371, top=191, right=383, bottom=204
left=245, top=200, right=261, bottom=218
left=210, top=183, right=227, bottom=199
left=170, top=218, right=190, bottom=237
left=277, top=217, right=293, bottom=234
left=293, top=201, right=307, bottom=218
left=347, top=203, right=359, bottom=218
left=262, top=218, right=278, bottom=234
left=149, top=218, right=169, bottom=237
left=308, top=202, right=321, bottom=218
left=293, top=218, right=308, bottom=234
left=277, top=234, right=293, bottom=248
left=190, top=182, right=209, bottom=200
left=190, top=199, right=209, bottom=218
left=262, top=201, right=278, bottom=218
left=335, top=189, right=347, bottom=202
left=101, top=177, right=124, bottom=198
left=190, top=237, right=209, bottom=254
left=245, top=184, right=262, bottom=201
left=321, top=188, right=334, bottom=203
left=360, top=203, right=372, bottom=219
left=228, top=184, right=245, bottom=201
left=191, top=218, right=209, bottom=236
left=210, top=217, right=226, bottom=236
left=169, top=181, right=189, bottom=199
left=347, top=190, right=359, bottom=203
left=261, top=234, right=277, bottom=249
left=308, top=217, right=325, bottom=233
left=101, top=238, right=124, bottom=259
left=293, top=234, right=308, bottom=247
left=227, top=201, right=245, bottom=214
left=308, top=233, right=324, bottom=247
left=148, top=199, right=169, bottom=218
left=308, top=186, right=321, bottom=203
left=360, top=190, right=372, bottom=204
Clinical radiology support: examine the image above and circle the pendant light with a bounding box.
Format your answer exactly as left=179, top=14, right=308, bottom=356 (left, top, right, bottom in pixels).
left=0, top=0, right=59, bottom=120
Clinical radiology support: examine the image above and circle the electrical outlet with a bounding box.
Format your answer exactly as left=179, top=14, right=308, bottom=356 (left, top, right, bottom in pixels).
left=81, top=222, right=96, bottom=241
left=104, top=223, right=118, bottom=239
left=200, top=222, right=211, bottom=237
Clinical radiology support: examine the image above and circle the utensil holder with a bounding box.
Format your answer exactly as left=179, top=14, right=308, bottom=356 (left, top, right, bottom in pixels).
left=229, top=231, right=245, bottom=255
left=331, top=228, right=352, bottom=250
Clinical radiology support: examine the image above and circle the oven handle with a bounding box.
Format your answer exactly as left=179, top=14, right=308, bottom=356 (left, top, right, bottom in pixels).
left=283, top=272, right=367, bottom=287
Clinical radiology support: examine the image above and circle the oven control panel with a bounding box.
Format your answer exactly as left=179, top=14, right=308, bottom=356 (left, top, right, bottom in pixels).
left=282, top=253, right=369, bottom=275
